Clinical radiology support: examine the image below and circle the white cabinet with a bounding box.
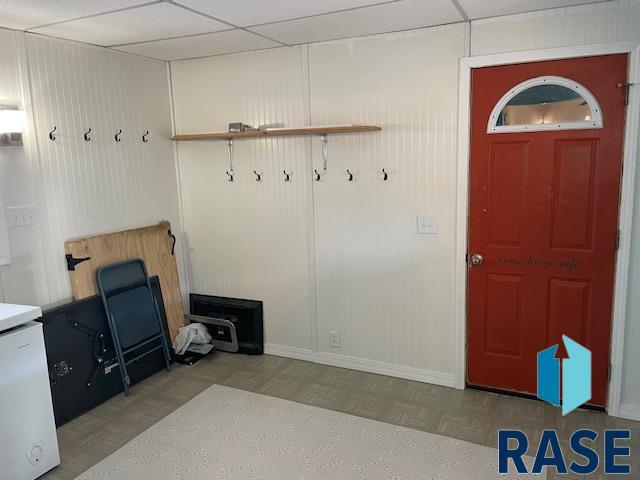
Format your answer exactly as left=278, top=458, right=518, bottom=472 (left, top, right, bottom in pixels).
left=0, top=305, right=60, bottom=480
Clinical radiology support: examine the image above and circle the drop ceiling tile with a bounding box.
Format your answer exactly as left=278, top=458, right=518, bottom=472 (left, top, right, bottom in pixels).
left=0, top=0, right=150, bottom=30
left=114, top=29, right=282, bottom=60
left=31, top=2, right=229, bottom=46
left=457, top=0, right=605, bottom=20
left=250, top=0, right=463, bottom=45
left=174, top=0, right=394, bottom=27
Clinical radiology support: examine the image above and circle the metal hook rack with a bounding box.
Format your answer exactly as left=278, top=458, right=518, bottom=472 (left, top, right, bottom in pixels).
left=84, top=128, right=92, bottom=142
left=142, top=130, right=150, bottom=143
left=49, top=126, right=57, bottom=141
left=114, top=129, right=122, bottom=142
left=346, top=169, right=354, bottom=182
left=382, top=168, right=389, bottom=181
left=253, top=170, right=262, bottom=182
left=283, top=170, right=291, bottom=182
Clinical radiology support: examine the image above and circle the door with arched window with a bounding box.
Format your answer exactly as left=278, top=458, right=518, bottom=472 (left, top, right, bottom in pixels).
left=467, top=55, right=628, bottom=407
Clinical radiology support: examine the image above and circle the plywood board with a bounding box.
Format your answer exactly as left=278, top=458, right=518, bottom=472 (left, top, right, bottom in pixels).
left=64, top=222, right=183, bottom=340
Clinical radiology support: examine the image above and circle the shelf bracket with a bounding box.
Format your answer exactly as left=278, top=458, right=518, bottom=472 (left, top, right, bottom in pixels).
left=226, top=138, right=234, bottom=182
left=315, top=134, right=328, bottom=181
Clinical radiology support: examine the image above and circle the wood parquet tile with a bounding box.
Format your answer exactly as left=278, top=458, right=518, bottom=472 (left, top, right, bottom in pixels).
left=41, top=352, right=639, bottom=480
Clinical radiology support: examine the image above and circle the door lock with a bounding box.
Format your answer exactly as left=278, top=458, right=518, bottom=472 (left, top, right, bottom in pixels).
left=469, top=253, right=484, bottom=266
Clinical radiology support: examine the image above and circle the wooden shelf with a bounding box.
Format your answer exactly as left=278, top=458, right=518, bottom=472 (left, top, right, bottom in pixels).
left=172, top=125, right=381, bottom=141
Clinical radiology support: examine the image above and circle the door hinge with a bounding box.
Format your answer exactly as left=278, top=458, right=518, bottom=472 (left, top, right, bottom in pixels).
left=65, top=253, right=91, bottom=271
left=618, top=82, right=637, bottom=106
left=616, top=229, right=621, bottom=250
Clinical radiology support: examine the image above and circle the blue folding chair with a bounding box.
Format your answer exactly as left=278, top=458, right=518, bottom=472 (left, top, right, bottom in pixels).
left=97, top=259, right=171, bottom=395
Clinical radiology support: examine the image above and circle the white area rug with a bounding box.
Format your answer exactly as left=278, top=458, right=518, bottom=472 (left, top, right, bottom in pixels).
left=76, top=385, right=543, bottom=479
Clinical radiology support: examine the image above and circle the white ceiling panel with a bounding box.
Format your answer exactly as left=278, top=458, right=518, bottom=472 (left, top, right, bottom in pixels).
left=173, top=0, right=396, bottom=27
left=457, top=0, right=606, bottom=19
left=0, top=0, right=150, bottom=30
left=31, top=2, right=229, bottom=46
left=114, top=29, right=282, bottom=60
left=251, top=0, right=463, bottom=45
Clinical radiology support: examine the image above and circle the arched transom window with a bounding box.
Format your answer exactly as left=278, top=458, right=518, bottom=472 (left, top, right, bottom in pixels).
left=487, top=76, right=602, bottom=133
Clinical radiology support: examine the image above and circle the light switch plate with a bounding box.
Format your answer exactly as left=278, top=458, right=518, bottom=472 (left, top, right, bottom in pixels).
left=417, top=215, right=438, bottom=234
left=7, top=205, right=38, bottom=228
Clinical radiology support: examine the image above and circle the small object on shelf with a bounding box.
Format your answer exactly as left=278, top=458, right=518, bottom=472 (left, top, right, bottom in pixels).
left=228, top=122, right=256, bottom=133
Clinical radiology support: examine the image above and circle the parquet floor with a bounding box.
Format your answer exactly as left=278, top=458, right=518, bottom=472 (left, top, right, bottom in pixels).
left=42, top=352, right=639, bottom=479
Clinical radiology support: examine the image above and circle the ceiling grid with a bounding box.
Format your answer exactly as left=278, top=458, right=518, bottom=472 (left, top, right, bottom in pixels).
left=0, top=0, right=610, bottom=60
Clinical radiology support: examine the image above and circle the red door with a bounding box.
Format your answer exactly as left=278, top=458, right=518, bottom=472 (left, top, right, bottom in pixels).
left=467, top=55, right=627, bottom=407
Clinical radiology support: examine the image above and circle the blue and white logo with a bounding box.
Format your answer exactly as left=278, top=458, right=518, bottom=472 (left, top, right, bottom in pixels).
left=498, top=336, right=631, bottom=475
left=537, top=335, right=591, bottom=415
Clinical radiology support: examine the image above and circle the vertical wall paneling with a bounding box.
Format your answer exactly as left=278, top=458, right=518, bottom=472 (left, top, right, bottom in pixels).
left=24, top=34, right=183, bottom=305
left=471, top=0, right=640, bottom=56
left=171, top=47, right=316, bottom=350
left=0, top=29, right=50, bottom=305
left=309, top=25, right=466, bottom=380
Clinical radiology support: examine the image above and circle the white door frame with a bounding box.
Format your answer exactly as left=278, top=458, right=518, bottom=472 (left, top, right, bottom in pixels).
left=455, top=41, right=640, bottom=418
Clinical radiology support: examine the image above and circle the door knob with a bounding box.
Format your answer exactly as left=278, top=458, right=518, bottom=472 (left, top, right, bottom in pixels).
left=469, top=253, right=484, bottom=266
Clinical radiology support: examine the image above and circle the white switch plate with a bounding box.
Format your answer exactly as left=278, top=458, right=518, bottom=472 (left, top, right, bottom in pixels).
left=417, top=215, right=438, bottom=234
left=329, top=331, right=341, bottom=348
left=7, top=205, right=38, bottom=228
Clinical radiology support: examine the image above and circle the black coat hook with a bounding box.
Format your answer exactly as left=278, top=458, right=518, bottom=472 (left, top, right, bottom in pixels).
left=314, top=169, right=321, bottom=182
left=49, top=126, right=57, bottom=141
left=346, top=169, right=353, bottom=181
left=142, top=130, right=149, bottom=143
left=114, top=129, right=122, bottom=142
left=253, top=170, right=262, bottom=182
left=84, top=128, right=92, bottom=142
left=283, top=170, right=291, bottom=182
left=226, top=170, right=234, bottom=182
left=382, top=168, right=388, bottom=181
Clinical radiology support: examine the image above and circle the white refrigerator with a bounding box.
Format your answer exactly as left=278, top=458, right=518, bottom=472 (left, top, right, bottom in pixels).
left=0, top=304, right=60, bottom=479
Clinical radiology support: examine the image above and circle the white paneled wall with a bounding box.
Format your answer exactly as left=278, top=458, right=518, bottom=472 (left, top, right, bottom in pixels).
left=171, top=0, right=640, bottom=413
left=471, top=0, right=640, bottom=56
left=171, top=47, right=316, bottom=350
left=309, top=25, right=466, bottom=381
left=25, top=34, right=183, bottom=304
left=171, top=25, right=467, bottom=384
left=0, top=29, right=50, bottom=305
left=0, top=31, right=183, bottom=307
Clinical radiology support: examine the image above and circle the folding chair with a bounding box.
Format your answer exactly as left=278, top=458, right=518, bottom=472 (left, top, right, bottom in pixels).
left=97, top=259, right=171, bottom=396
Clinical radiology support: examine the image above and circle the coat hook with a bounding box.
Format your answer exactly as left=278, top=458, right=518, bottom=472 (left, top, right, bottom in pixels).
left=283, top=170, right=291, bottom=182
left=142, top=130, right=149, bottom=143
left=226, top=171, right=234, bottom=182
left=382, top=168, right=388, bottom=181
left=253, top=170, right=262, bottom=182
left=84, top=128, right=92, bottom=142
left=49, top=126, right=57, bottom=141
left=114, top=129, right=122, bottom=142
left=314, top=169, right=321, bottom=182
left=346, top=169, right=353, bottom=181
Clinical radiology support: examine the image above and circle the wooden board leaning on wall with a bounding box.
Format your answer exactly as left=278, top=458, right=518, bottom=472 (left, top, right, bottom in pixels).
left=64, top=221, right=183, bottom=340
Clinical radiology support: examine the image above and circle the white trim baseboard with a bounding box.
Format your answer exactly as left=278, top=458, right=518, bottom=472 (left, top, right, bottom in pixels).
left=264, top=343, right=457, bottom=388
left=619, top=404, right=640, bottom=422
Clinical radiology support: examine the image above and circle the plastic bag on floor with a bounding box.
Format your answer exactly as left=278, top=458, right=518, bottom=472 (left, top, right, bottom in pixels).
left=172, top=323, right=212, bottom=355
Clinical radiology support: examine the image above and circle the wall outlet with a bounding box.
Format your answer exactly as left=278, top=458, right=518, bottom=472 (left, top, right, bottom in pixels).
left=6, top=205, right=38, bottom=228
left=417, top=214, right=438, bottom=234
left=329, top=331, right=341, bottom=348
